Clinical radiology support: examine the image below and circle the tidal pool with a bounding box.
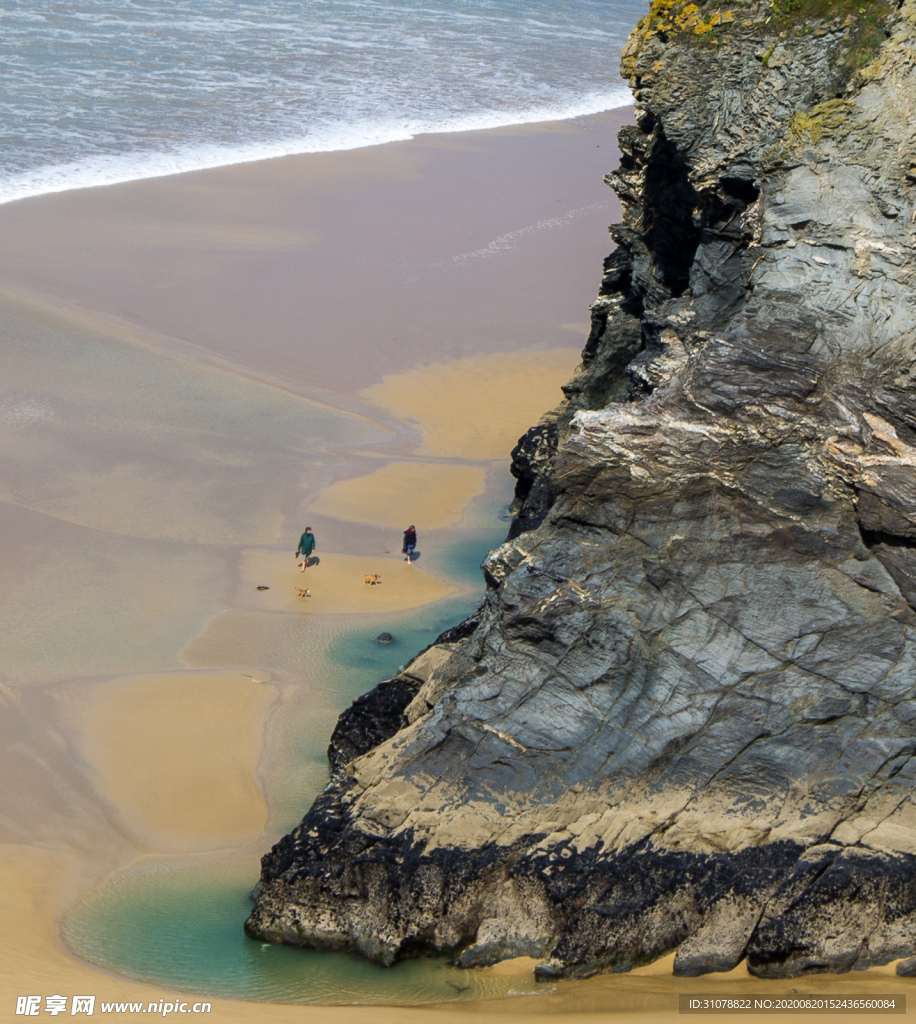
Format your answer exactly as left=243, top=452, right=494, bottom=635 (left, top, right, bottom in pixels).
left=63, top=858, right=546, bottom=1006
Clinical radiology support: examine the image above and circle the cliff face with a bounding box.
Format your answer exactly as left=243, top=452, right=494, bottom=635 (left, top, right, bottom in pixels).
left=246, top=0, right=916, bottom=979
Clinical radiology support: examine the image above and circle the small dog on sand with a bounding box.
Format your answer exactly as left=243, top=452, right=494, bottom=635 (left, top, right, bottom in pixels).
left=363, top=574, right=382, bottom=585
left=295, top=587, right=311, bottom=598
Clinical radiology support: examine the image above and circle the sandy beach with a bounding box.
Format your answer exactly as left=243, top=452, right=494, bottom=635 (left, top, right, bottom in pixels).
left=1, top=106, right=908, bottom=1022
left=0, top=115, right=627, bottom=398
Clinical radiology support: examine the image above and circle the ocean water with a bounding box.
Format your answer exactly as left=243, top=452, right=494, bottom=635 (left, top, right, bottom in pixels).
left=1, top=0, right=642, bottom=205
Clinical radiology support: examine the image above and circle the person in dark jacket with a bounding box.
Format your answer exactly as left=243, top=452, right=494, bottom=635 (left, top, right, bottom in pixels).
left=402, top=525, right=417, bottom=564
left=297, top=527, right=316, bottom=572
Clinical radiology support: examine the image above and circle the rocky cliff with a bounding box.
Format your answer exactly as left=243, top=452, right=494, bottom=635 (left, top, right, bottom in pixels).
left=246, top=0, right=916, bottom=979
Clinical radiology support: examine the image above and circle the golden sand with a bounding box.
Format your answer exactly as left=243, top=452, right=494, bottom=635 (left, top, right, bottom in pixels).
left=1, top=847, right=170, bottom=1009
left=55, top=673, right=275, bottom=848
left=312, top=347, right=584, bottom=533
left=309, top=462, right=487, bottom=530
left=361, top=348, right=579, bottom=460
left=238, top=548, right=457, bottom=615
left=480, top=957, right=541, bottom=978
left=0, top=846, right=532, bottom=1024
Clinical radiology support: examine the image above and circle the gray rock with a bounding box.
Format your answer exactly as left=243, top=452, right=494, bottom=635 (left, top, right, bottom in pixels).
left=247, top=0, right=916, bottom=981
left=897, top=956, right=916, bottom=977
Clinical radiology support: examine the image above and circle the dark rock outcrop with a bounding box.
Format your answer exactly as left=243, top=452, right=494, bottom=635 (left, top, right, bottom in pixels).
left=326, top=676, right=422, bottom=776
left=508, top=423, right=559, bottom=539
left=248, top=0, right=916, bottom=980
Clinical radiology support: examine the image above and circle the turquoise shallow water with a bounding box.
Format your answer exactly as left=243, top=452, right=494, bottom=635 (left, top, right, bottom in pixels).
left=327, top=593, right=481, bottom=698
left=432, top=510, right=512, bottom=590
left=63, top=859, right=546, bottom=1006
left=265, top=588, right=493, bottom=831
left=64, top=527, right=522, bottom=1005
left=326, top=511, right=507, bottom=702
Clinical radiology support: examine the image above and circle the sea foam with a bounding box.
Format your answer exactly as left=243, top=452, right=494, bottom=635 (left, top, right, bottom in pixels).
left=2, top=0, right=642, bottom=205
left=0, top=90, right=632, bottom=206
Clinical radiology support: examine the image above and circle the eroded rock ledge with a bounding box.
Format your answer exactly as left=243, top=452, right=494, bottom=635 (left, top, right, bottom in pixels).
left=247, top=0, right=916, bottom=979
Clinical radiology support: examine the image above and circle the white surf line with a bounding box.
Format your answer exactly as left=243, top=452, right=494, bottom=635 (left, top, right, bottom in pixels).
left=0, top=91, right=631, bottom=207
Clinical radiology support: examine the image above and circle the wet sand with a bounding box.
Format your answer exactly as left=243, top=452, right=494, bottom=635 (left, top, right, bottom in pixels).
left=362, top=348, right=588, bottom=459
left=0, top=113, right=629, bottom=399
left=0, top=109, right=634, bottom=1021
left=237, top=550, right=458, bottom=615
left=55, top=673, right=276, bottom=850
left=311, top=463, right=489, bottom=530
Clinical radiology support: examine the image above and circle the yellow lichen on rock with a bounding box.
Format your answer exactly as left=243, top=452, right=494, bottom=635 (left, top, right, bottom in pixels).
left=622, top=0, right=735, bottom=77
left=675, top=4, right=735, bottom=34
left=675, top=2, right=700, bottom=27
left=788, top=98, right=855, bottom=146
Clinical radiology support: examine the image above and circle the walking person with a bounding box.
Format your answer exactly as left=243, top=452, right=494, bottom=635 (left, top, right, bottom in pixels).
left=402, top=524, right=417, bottom=564
left=297, top=527, right=316, bottom=572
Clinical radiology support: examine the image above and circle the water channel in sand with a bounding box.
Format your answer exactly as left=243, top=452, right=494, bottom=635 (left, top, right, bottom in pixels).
left=0, top=281, right=583, bottom=1006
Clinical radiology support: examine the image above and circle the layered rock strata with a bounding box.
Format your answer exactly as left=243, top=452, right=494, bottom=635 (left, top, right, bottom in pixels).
left=247, top=0, right=916, bottom=979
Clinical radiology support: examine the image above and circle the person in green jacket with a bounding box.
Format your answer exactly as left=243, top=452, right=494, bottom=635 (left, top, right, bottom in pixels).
left=296, top=527, right=316, bottom=572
